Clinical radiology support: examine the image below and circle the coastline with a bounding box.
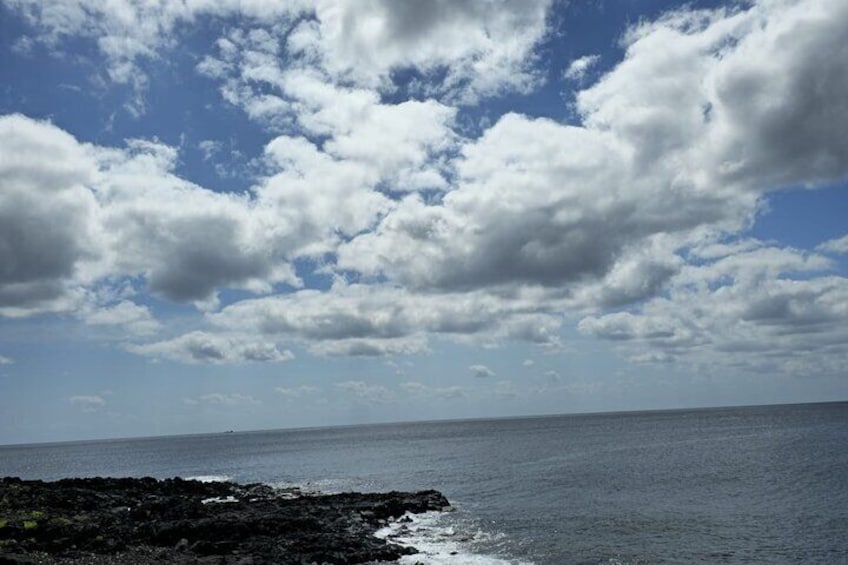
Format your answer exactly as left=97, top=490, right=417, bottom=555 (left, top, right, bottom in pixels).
left=0, top=476, right=450, bottom=564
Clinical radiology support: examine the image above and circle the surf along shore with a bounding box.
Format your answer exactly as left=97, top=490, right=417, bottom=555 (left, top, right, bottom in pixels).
left=0, top=476, right=450, bottom=564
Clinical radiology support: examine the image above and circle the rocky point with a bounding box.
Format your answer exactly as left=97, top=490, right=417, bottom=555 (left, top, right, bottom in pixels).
left=0, top=477, right=450, bottom=564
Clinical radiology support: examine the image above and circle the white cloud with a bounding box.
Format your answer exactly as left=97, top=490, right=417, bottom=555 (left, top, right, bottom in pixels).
left=579, top=245, right=848, bottom=377
left=336, top=113, right=724, bottom=301
left=5, top=0, right=552, bottom=114
left=0, top=114, right=100, bottom=317
left=198, top=140, right=223, bottom=162
left=628, top=351, right=675, bottom=365
left=817, top=235, right=848, bottom=255
left=82, top=300, right=161, bottom=336
left=308, top=336, right=429, bottom=357
left=127, top=331, right=294, bottom=364
left=255, top=133, right=395, bottom=256
left=2, top=0, right=847, bottom=377
left=208, top=282, right=564, bottom=356
left=578, top=0, right=848, bottom=191
left=3, top=0, right=311, bottom=112
left=564, top=54, right=600, bottom=81
left=0, top=114, right=388, bottom=315
left=95, top=139, right=303, bottom=303
left=336, top=0, right=848, bottom=317
left=0, top=115, right=314, bottom=310
left=469, top=364, right=495, bottom=378
left=311, top=0, right=552, bottom=102
left=0, top=355, right=14, bottom=365
left=199, top=32, right=460, bottom=190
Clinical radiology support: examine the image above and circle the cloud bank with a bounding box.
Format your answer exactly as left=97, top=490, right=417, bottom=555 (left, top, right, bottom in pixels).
left=1, top=0, right=846, bottom=377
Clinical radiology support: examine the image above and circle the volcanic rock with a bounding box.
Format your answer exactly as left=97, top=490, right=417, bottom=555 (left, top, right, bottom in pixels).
left=0, top=476, right=450, bottom=564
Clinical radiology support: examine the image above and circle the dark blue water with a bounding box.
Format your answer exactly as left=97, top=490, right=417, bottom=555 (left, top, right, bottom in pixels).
left=2, top=402, right=847, bottom=564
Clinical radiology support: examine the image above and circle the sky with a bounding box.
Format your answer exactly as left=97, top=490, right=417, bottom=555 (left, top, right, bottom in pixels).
left=0, top=0, right=847, bottom=445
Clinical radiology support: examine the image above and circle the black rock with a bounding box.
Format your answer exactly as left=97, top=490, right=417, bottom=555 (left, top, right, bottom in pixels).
left=0, top=477, right=450, bottom=564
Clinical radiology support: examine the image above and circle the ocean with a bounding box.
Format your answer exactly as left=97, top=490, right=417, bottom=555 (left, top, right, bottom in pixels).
left=1, top=402, right=847, bottom=564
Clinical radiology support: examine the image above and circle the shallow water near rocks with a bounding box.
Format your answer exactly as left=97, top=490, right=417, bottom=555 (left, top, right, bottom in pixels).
left=2, top=402, right=847, bottom=563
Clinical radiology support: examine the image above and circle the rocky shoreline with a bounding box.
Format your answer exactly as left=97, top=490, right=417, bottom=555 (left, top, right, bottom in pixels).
left=0, top=477, right=450, bottom=564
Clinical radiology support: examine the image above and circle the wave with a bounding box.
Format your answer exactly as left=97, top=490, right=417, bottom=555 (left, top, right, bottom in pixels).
left=183, top=474, right=233, bottom=483
left=183, top=476, right=533, bottom=563
left=376, top=510, right=533, bottom=565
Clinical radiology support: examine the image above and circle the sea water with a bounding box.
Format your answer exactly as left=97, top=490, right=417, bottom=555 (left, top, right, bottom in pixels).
left=1, top=402, right=847, bottom=564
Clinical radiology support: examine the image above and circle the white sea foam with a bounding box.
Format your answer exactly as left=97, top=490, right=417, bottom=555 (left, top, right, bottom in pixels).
left=184, top=474, right=232, bottom=483
left=201, top=495, right=238, bottom=504
left=376, top=511, right=533, bottom=565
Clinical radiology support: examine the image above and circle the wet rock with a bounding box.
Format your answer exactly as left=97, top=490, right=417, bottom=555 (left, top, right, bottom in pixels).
left=0, top=477, right=449, bottom=564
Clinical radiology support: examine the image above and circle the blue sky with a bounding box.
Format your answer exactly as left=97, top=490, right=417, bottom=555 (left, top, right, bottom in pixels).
left=1, top=0, right=847, bottom=444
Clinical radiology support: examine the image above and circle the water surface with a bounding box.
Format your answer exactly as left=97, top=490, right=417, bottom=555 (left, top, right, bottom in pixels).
left=2, top=402, right=846, bottom=563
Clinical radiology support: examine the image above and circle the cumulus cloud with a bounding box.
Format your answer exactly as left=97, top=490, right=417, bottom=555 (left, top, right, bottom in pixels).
left=127, top=332, right=294, bottom=364
left=208, top=282, right=564, bottom=355
left=201, top=33, right=459, bottom=163
left=255, top=132, right=400, bottom=254
left=82, top=300, right=161, bottom=336
left=308, top=336, right=429, bottom=357
left=0, top=113, right=400, bottom=316
left=2, top=0, right=847, bottom=376
left=564, top=54, right=600, bottom=81
left=817, top=235, right=848, bottom=255
left=469, top=364, right=495, bottom=378
left=0, top=114, right=311, bottom=313
left=0, top=355, right=14, bottom=365
left=337, top=113, right=734, bottom=300
left=2, top=114, right=573, bottom=359
left=335, top=0, right=848, bottom=320
left=579, top=245, right=848, bottom=377
left=311, top=0, right=552, bottom=102
left=96, top=139, right=304, bottom=304
left=6, top=0, right=551, bottom=113
left=198, top=140, right=223, bottom=162
left=0, top=114, right=100, bottom=316
left=578, top=0, right=848, bottom=190
left=628, top=351, right=675, bottom=365
left=2, top=0, right=310, bottom=112
left=199, top=30, right=460, bottom=193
